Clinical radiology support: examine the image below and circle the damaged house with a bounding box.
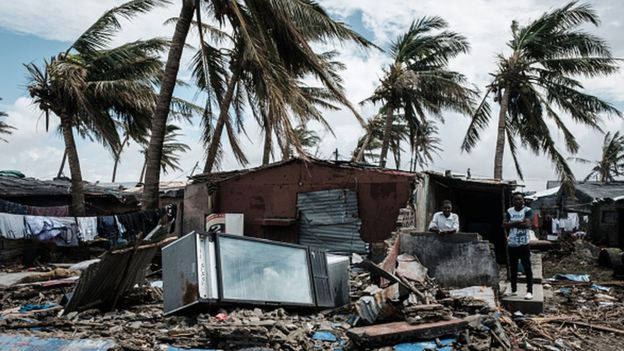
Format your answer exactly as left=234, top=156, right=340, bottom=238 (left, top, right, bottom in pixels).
left=183, top=158, right=417, bottom=254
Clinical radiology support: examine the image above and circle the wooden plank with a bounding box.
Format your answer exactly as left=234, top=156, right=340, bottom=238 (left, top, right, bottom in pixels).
left=347, top=318, right=467, bottom=347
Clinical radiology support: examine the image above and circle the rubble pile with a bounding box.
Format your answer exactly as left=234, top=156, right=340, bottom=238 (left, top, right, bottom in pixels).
left=543, top=238, right=614, bottom=282
left=0, top=280, right=354, bottom=350
left=1, top=235, right=624, bottom=350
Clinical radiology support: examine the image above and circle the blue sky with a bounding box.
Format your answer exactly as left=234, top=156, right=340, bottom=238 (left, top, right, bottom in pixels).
left=0, top=29, right=68, bottom=102
left=1, top=0, right=623, bottom=190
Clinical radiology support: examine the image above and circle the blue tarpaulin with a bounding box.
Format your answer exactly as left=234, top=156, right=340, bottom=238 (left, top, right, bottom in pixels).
left=312, top=331, right=337, bottom=342
left=0, top=335, right=116, bottom=350
left=552, top=274, right=591, bottom=282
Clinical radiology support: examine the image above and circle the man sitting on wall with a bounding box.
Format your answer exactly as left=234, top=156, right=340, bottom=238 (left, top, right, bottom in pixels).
left=428, top=200, right=459, bottom=234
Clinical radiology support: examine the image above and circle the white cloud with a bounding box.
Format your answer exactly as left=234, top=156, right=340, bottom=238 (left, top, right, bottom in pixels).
left=0, top=0, right=623, bottom=191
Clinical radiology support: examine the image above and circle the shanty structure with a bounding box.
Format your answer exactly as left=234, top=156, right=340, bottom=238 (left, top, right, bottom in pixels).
left=581, top=182, right=624, bottom=248
left=183, top=158, right=417, bottom=254
left=0, top=176, right=139, bottom=215
left=412, top=171, right=517, bottom=262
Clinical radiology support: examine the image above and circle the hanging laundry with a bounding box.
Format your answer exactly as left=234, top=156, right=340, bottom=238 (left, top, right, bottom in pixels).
left=50, top=217, right=80, bottom=247
left=25, top=216, right=76, bottom=242
left=116, top=207, right=169, bottom=241
left=0, top=213, right=28, bottom=239
left=27, top=205, right=70, bottom=217
left=97, top=216, right=118, bottom=239
left=0, top=199, right=28, bottom=214
left=567, top=212, right=579, bottom=231
left=76, top=217, right=98, bottom=242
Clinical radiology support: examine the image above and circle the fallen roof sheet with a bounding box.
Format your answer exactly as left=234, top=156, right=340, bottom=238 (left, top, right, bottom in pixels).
left=64, top=237, right=176, bottom=314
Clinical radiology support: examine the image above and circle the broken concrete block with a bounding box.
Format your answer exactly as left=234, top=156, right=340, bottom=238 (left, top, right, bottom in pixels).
left=399, top=232, right=499, bottom=288
left=396, top=254, right=428, bottom=283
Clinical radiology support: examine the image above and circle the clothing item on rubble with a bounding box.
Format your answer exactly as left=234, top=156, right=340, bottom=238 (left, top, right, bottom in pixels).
left=0, top=213, right=28, bottom=239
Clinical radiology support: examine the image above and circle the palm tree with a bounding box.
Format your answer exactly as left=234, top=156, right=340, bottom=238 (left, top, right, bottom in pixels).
left=142, top=0, right=375, bottom=210
left=409, top=119, right=441, bottom=172
left=138, top=124, right=190, bottom=184
left=569, top=131, right=624, bottom=182
left=111, top=97, right=200, bottom=182
left=462, top=2, right=621, bottom=181
left=363, top=17, right=479, bottom=168
left=353, top=113, right=409, bottom=166
left=278, top=124, right=322, bottom=160
left=0, top=98, right=15, bottom=142
left=141, top=0, right=195, bottom=210
left=25, top=0, right=168, bottom=215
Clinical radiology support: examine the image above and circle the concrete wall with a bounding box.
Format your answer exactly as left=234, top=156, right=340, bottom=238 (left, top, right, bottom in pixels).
left=182, top=183, right=214, bottom=234
left=399, top=232, right=499, bottom=288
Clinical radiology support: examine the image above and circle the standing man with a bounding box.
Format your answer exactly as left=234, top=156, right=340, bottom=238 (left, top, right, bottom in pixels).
left=428, top=200, right=459, bottom=234
left=504, top=192, right=533, bottom=300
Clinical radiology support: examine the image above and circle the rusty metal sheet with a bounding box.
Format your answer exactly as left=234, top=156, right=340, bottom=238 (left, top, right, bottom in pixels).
left=298, top=189, right=367, bottom=253
left=64, top=238, right=174, bottom=314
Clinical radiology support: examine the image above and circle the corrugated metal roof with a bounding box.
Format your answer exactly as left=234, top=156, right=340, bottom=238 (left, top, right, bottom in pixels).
left=574, top=181, right=624, bottom=202
left=298, top=189, right=368, bottom=254
left=191, top=157, right=417, bottom=185
left=0, top=176, right=129, bottom=199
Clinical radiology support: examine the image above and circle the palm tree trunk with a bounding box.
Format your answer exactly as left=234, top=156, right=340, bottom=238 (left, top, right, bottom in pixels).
left=138, top=156, right=147, bottom=185
left=203, top=70, right=240, bottom=173
left=493, top=87, right=511, bottom=180
left=379, top=104, right=395, bottom=168
left=57, top=150, right=67, bottom=178
left=60, top=114, right=86, bottom=216
left=142, top=0, right=195, bottom=211
left=262, top=110, right=272, bottom=165
left=353, top=130, right=372, bottom=162
left=276, top=134, right=289, bottom=160
left=111, top=134, right=129, bottom=183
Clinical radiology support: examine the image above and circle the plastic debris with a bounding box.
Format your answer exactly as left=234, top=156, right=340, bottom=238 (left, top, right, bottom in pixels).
left=18, top=303, right=57, bottom=313
left=394, top=337, right=456, bottom=351
left=552, top=274, right=590, bottom=282
left=312, top=331, right=337, bottom=342
left=591, top=284, right=611, bottom=292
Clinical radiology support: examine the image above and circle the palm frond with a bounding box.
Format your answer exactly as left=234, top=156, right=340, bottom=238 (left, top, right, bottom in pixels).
left=71, top=0, right=170, bottom=55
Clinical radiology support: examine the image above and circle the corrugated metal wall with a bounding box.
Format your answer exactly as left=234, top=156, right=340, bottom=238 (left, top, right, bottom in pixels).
left=297, top=189, right=368, bottom=254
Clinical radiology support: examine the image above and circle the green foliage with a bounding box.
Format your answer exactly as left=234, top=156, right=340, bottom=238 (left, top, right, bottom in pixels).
left=570, top=131, right=624, bottom=182
left=462, top=1, right=621, bottom=181
left=0, top=98, right=15, bottom=142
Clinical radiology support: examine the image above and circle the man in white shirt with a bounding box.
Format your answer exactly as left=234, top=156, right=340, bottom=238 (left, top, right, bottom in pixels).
left=428, top=200, right=459, bottom=234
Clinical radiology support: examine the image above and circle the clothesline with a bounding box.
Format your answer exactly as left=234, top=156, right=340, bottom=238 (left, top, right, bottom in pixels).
left=0, top=204, right=176, bottom=247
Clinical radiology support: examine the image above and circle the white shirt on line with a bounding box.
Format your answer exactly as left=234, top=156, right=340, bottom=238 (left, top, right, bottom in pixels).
left=428, top=212, right=460, bottom=232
